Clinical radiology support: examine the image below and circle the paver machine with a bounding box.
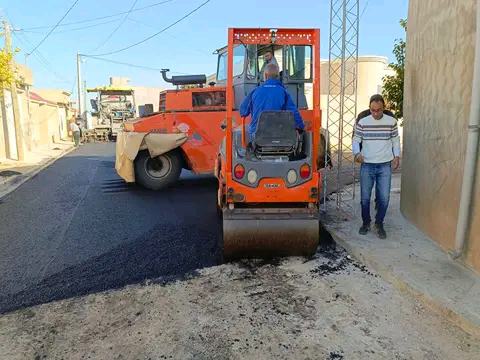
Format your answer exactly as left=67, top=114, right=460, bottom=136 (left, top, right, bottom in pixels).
left=216, top=28, right=322, bottom=259
left=88, top=86, right=136, bottom=139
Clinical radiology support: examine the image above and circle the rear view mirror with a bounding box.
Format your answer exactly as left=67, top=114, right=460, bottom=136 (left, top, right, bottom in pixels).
left=90, top=99, right=98, bottom=111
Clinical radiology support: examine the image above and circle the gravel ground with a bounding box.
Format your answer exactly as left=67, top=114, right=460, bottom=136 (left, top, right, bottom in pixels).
left=1, top=244, right=478, bottom=360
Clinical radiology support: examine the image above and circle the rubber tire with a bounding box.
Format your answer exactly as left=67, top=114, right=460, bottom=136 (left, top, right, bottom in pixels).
left=134, top=150, right=182, bottom=190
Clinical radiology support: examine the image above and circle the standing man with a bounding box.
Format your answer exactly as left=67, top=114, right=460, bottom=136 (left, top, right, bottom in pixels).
left=353, top=94, right=400, bottom=239
left=70, top=119, right=81, bottom=147
left=355, top=96, right=397, bottom=208
left=240, top=63, right=304, bottom=140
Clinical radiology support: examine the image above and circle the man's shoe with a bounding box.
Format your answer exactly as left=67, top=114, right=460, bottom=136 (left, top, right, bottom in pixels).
left=375, top=223, right=387, bottom=239
left=359, top=223, right=370, bottom=235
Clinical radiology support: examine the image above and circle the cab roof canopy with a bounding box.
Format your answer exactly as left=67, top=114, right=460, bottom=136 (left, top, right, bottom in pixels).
left=86, top=85, right=134, bottom=94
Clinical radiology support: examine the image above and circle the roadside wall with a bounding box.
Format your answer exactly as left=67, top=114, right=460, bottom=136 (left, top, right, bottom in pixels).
left=401, top=0, right=480, bottom=271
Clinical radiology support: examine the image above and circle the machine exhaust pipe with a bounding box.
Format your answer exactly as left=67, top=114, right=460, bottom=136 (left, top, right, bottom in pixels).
left=161, top=69, right=207, bottom=87
left=161, top=69, right=173, bottom=83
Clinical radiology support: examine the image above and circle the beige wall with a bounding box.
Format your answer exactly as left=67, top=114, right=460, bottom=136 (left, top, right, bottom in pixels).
left=27, top=101, right=67, bottom=147
left=401, top=0, right=479, bottom=271
left=0, top=62, right=74, bottom=162
left=357, top=57, right=393, bottom=112
left=35, top=89, right=70, bottom=105
left=1, top=89, right=18, bottom=160
left=0, top=90, right=73, bottom=162
left=0, top=94, right=7, bottom=160
left=132, top=86, right=163, bottom=113
left=33, top=89, right=71, bottom=141
left=316, top=56, right=392, bottom=150
left=305, top=56, right=392, bottom=122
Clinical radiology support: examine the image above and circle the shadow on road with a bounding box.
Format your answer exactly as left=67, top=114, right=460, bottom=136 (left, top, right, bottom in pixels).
left=0, top=219, right=222, bottom=314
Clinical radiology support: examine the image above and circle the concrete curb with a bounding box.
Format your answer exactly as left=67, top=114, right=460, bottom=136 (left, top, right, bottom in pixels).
left=326, top=226, right=480, bottom=339
left=0, top=146, right=76, bottom=200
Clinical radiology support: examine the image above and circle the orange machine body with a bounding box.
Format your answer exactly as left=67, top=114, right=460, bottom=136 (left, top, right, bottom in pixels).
left=127, top=87, right=227, bottom=174
left=127, top=86, right=316, bottom=175
left=218, top=28, right=321, bottom=205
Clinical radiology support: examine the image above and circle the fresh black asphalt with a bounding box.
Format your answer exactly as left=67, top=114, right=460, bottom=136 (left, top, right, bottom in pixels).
left=0, top=143, right=222, bottom=314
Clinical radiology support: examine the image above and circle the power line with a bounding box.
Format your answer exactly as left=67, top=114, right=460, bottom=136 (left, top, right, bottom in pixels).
left=13, top=31, right=71, bottom=83
left=92, top=0, right=139, bottom=52
left=81, top=54, right=188, bottom=74
left=360, top=0, right=369, bottom=19
left=27, top=0, right=81, bottom=55
left=88, top=0, right=211, bottom=57
left=4, top=12, right=71, bottom=84
left=127, top=17, right=212, bottom=56
left=17, top=18, right=121, bottom=34
left=19, top=0, right=175, bottom=31
left=82, top=55, right=162, bottom=72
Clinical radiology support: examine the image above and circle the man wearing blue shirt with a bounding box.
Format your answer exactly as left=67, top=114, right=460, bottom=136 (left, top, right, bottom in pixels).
left=240, top=63, right=304, bottom=140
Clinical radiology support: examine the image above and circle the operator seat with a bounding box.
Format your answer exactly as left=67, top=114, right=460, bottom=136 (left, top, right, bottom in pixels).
left=252, top=111, right=302, bottom=157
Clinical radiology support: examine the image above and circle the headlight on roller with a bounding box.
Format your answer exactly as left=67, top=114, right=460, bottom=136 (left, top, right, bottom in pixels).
left=287, top=169, right=297, bottom=184
left=247, top=169, right=258, bottom=184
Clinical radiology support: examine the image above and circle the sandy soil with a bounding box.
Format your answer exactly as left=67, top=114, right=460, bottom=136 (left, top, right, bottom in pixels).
left=1, top=246, right=478, bottom=360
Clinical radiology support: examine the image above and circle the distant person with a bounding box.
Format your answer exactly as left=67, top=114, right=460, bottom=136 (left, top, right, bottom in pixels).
left=78, top=120, right=86, bottom=145
left=260, top=51, right=278, bottom=77
left=353, top=94, right=400, bottom=239
left=70, top=120, right=81, bottom=147
left=240, top=63, right=304, bottom=140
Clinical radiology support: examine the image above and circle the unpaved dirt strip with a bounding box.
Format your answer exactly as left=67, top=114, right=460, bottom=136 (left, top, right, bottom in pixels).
left=1, top=246, right=478, bottom=360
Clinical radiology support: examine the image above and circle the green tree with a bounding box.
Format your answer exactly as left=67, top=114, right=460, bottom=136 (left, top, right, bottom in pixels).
left=0, top=47, right=15, bottom=88
left=383, top=19, right=406, bottom=120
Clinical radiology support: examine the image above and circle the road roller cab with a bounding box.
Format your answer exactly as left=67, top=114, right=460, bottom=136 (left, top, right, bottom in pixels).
left=216, top=28, right=322, bottom=260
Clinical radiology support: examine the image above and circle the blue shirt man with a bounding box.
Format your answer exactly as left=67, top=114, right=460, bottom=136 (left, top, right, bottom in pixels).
left=239, top=63, right=304, bottom=138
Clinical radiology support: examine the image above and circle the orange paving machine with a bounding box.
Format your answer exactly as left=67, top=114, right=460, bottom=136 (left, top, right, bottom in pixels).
left=215, top=28, right=321, bottom=259
left=116, top=27, right=323, bottom=259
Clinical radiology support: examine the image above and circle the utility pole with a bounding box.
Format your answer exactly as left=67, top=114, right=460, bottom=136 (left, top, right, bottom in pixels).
left=76, top=52, right=82, bottom=120
left=83, top=80, right=87, bottom=126
left=3, top=20, right=24, bottom=161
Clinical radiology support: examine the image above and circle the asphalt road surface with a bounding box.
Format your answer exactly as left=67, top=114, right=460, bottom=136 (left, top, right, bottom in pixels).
left=0, top=143, right=222, bottom=314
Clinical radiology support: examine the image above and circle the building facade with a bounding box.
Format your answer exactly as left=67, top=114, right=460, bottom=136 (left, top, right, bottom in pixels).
left=0, top=63, right=75, bottom=162
left=401, top=0, right=480, bottom=272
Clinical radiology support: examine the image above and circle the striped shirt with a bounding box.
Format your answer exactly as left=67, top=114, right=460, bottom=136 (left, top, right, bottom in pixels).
left=353, top=114, right=401, bottom=163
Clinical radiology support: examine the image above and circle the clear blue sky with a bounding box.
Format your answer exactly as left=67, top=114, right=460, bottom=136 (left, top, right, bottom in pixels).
left=1, top=0, right=408, bottom=97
